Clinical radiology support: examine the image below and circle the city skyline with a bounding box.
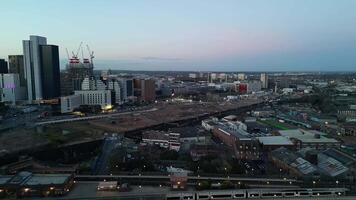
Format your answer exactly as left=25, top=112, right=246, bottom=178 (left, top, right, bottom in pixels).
left=1, top=0, right=356, bottom=71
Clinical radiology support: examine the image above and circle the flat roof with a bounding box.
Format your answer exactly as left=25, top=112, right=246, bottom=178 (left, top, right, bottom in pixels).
left=23, top=174, right=71, bottom=186
left=216, top=125, right=249, bottom=139
left=257, top=136, right=294, bottom=146
left=0, top=176, right=12, bottom=185
left=278, top=129, right=339, bottom=144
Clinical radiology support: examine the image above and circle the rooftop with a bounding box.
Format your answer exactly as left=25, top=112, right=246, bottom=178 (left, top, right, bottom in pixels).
left=142, top=130, right=169, bottom=141
left=216, top=124, right=250, bottom=139
left=318, top=153, right=348, bottom=177
left=257, top=136, right=294, bottom=146
left=278, top=129, right=339, bottom=144
left=169, top=126, right=207, bottom=138
left=0, top=176, right=12, bottom=185
left=271, top=147, right=316, bottom=175
left=323, top=148, right=356, bottom=166
left=0, top=172, right=72, bottom=187
left=23, top=174, right=72, bottom=186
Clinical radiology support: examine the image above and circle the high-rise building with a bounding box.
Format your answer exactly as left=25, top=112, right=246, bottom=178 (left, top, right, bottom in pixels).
left=40, top=45, right=60, bottom=99
left=260, top=73, right=268, bottom=89
left=8, top=55, right=26, bottom=87
left=114, top=77, right=134, bottom=103
left=107, top=79, right=122, bottom=105
left=134, top=79, right=156, bottom=102
left=61, top=55, right=94, bottom=95
left=23, top=35, right=47, bottom=101
left=0, top=59, right=8, bottom=73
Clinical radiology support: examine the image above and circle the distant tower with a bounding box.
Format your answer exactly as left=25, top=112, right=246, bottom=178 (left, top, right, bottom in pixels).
left=260, top=73, right=268, bottom=89
left=274, top=81, right=278, bottom=93
left=0, top=59, right=8, bottom=73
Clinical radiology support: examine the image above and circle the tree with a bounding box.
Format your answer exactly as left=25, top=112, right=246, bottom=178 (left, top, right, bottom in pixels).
left=160, top=150, right=179, bottom=160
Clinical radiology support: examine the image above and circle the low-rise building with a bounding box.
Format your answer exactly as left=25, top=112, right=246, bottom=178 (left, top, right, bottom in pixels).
left=170, top=127, right=208, bottom=144
left=60, top=95, right=81, bottom=113
left=141, top=130, right=180, bottom=151
left=0, top=171, right=74, bottom=198
left=278, top=129, right=340, bottom=150
left=257, top=136, right=294, bottom=151
left=317, top=153, right=348, bottom=177
left=74, top=90, right=112, bottom=109
left=271, top=147, right=317, bottom=177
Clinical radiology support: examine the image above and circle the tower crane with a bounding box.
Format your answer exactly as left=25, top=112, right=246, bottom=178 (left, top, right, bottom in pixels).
left=86, top=45, right=95, bottom=64
left=65, top=48, right=70, bottom=60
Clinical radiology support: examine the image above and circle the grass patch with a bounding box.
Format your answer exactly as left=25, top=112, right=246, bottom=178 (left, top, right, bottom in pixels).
left=258, top=119, right=290, bottom=130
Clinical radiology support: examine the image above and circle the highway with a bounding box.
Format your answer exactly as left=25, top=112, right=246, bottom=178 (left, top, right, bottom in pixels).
left=35, top=108, right=158, bottom=126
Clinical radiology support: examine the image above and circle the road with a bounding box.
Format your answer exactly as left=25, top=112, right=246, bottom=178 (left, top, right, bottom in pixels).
left=55, top=183, right=168, bottom=200
left=35, top=108, right=158, bottom=126
left=42, top=182, right=354, bottom=200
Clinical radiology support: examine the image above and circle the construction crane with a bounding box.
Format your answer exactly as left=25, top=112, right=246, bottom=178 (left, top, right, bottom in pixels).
left=65, top=48, right=70, bottom=60
left=81, top=45, right=85, bottom=61
left=75, top=42, right=83, bottom=57
left=71, top=42, right=83, bottom=58
left=86, top=44, right=95, bottom=64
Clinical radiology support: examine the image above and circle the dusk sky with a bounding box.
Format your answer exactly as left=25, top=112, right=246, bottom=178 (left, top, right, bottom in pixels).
left=1, top=0, right=356, bottom=71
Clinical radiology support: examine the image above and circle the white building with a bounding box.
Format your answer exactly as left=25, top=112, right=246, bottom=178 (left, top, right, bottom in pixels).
left=107, top=79, right=122, bottom=105
left=74, top=90, right=112, bottom=109
left=0, top=73, right=26, bottom=104
left=210, top=73, right=217, bottom=81
left=237, top=73, right=245, bottom=81
left=260, top=73, right=268, bottom=89
left=247, top=80, right=262, bottom=93
left=81, top=77, right=106, bottom=90
left=23, top=35, right=47, bottom=101
left=60, top=95, right=81, bottom=113
left=188, top=73, right=197, bottom=79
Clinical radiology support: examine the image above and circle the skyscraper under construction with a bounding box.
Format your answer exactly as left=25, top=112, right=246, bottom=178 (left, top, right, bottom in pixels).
left=60, top=44, right=94, bottom=95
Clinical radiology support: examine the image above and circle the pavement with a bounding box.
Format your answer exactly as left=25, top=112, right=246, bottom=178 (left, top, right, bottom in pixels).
left=57, top=182, right=168, bottom=200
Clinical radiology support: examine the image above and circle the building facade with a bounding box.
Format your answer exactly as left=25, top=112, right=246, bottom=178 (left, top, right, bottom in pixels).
left=8, top=55, right=26, bottom=87
left=23, top=35, right=47, bottom=101
left=61, top=57, right=94, bottom=95
left=74, top=90, right=112, bottom=109
left=60, top=95, right=81, bottom=113
left=0, top=74, right=26, bottom=104
left=260, top=73, right=268, bottom=89
left=40, top=45, right=60, bottom=99
left=134, top=79, right=156, bottom=102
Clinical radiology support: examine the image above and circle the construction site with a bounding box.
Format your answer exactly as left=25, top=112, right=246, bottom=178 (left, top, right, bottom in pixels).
left=0, top=99, right=263, bottom=164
